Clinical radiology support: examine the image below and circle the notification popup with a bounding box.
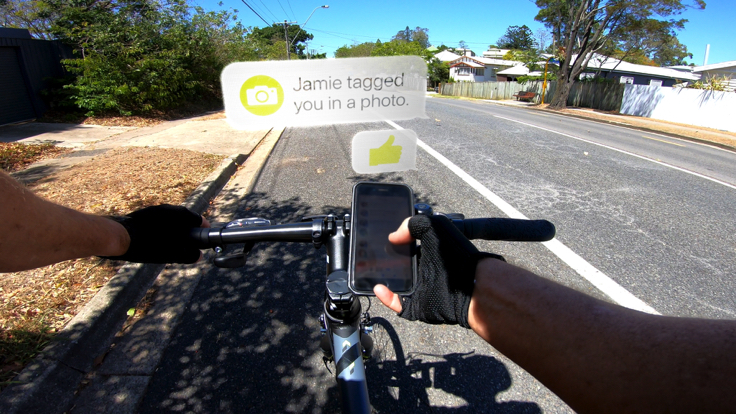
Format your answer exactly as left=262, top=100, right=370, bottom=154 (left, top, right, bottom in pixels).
left=221, top=56, right=427, bottom=130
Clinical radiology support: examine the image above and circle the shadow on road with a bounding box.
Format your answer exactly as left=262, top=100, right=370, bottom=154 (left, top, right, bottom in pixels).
left=136, top=188, right=539, bottom=413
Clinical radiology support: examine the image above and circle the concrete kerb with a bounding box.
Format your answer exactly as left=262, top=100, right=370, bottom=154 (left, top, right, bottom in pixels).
left=0, top=143, right=255, bottom=414
left=532, top=107, right=736, bottom=153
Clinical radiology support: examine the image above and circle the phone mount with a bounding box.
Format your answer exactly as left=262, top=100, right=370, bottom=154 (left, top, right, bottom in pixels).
left=415, top=203, right=465, bottom=220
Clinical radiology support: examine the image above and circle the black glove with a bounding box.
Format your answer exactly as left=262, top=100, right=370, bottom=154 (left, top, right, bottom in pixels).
left=398, top=215, right=504, bottom=328
left=101, top=204, right=204, bottom=264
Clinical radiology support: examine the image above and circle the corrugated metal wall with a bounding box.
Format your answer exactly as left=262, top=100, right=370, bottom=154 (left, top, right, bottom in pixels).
left=0, top=46, right=36, bottom=124
left=0, top=36, right=73, bottom=125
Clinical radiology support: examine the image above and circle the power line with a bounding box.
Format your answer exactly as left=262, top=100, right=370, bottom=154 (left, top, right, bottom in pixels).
left=286, top=0, right=297, bottom=22
left=256, top=0, right=279, bottom=24
left=275, top=0, right=291, bottom=22
left=240, top=0, right=270, bottom=26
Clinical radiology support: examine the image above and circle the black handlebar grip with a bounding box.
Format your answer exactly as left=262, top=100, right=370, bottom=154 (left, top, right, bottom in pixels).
left=189, top=227, right=222, bottom=248
left=454, top=218, right=556, bottom=242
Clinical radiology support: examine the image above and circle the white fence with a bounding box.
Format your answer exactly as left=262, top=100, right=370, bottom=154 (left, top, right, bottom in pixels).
left=621, top=85, right=736, bottom=133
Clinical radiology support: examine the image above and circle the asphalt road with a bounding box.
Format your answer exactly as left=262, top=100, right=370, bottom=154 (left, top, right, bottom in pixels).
left=137, top=99, right=736, bottom=413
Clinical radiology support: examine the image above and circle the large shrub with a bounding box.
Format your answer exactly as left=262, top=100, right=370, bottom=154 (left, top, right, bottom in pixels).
left=47, top=0, right=255, bottom=115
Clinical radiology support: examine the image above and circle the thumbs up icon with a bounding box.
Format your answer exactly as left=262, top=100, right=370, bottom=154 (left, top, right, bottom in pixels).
left=351, top=129, right=417, bottom=174
left=369, top=135, right=402, bottom=166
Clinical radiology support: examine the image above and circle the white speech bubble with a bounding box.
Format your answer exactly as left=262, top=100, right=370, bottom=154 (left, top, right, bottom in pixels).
left=352, top=129, right=417, bottom=174
left=221, top=56, right=427, bottom=130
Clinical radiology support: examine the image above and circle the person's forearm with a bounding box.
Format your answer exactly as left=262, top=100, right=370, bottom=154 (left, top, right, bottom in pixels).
left=1, top=171, right=129, bottom=272
left=469, top=258, right=736, bottom=413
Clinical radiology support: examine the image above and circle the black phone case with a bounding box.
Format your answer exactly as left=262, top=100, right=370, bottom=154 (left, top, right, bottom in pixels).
left=348, top=181, right=417, bottom=296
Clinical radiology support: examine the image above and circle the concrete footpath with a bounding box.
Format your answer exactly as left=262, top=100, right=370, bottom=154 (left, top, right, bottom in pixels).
left=0, top=114, right=285, bottom=414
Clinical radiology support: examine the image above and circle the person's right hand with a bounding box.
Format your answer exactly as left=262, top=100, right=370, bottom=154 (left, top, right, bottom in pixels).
left=101, top=204, right=209, bottom=264
left=374, top=214, right=504, bottom=329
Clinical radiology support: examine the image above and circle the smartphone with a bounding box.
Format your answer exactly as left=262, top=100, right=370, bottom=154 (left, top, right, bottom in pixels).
left=349, top=182, right=417, bottom=295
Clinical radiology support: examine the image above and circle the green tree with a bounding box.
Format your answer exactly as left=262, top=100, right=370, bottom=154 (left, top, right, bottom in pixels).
left=652, top=36, right=692, bottom=66
left=45, top=0, right=258, bottom=115
left=412, top=28, right=430, bottom=49
left=391, top=26, right=430, bottom=48
left=601, top=16, right=693, bottom=67
left=250, top=22, right=314, bottom=59
left=503, top=49, right=543, bottom=71
left=497, top=25, right=536, bottom=50
left=371, top=40, right=431, bottom=59
left=335, top=41, right=377, bottom=58
left=534, top=0, right=705, bottom=109
left=0, top=0, right=56, bottom=39
left=435, top=44, right=452, bottom=52
left=427, top=58, right=450, bottom=87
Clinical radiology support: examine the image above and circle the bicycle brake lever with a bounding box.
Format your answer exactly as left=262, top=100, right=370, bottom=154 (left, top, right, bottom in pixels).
left=214, top=251, right=246, bottom=268
left=441, top=213, right=465, bottom=220
left=213, top=241, right=255, bottom=268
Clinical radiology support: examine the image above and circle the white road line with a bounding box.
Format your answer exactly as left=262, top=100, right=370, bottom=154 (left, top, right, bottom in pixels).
left=385, top=119, right=660, bottom=315
left=492, top=115, right=736, bottom=191
left=435, top=98, right=735, bottom=155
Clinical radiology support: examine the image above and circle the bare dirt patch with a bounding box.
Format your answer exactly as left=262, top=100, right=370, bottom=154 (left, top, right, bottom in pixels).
left=0, top=146, right=222, bottom=387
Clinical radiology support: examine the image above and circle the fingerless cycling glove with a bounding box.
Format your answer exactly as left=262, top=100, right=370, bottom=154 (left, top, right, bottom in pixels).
left=398, top=215, right=504, bottom=328
left=101, top=204, right=204, bottom=264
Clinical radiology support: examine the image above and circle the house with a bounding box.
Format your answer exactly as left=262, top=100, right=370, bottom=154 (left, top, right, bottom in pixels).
left=1, top=27, right=73, bottom=125
left=449, top=55, right=522, bottom=82
left=577, top=54, right=700, bottom=86
left=692, top=61, right=736, bottom=91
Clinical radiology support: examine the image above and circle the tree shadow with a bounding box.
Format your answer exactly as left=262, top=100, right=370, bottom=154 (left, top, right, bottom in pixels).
left=0, top=123, right=88, bottom=143
left=620, top=85, right=665, bottom=118
left=137, top=190, right=539, bottom=413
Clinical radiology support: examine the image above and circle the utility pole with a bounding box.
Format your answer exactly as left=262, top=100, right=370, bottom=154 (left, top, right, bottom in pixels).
left=289, top=5, right=329, bottom=61
left=281, top=20, right=297, bottom=60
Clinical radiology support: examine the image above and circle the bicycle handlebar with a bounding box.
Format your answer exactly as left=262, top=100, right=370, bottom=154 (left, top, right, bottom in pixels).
left=452, top=218, right=555, bottom=242
left=190, top=216, right=555, bottom=249
left=190, top=222, right=313, bottom=248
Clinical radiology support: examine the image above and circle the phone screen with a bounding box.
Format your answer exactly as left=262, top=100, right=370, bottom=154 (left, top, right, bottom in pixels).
left=349, top=182, right=416, bottom=295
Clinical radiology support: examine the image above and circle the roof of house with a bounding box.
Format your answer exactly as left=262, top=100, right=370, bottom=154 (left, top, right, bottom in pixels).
left=692, top=60, right=736, bottom=73
left=434, top=50, right=461, bottom=62
left=496, top=66, right=545, bottom=77
left=482, top=48, right=511, bottom=58
left=497, top=66, right=530, bottom=76
left=580, top=55, right=700, bottom=81
left=0, top=27, right=32, bottom=39
left=450, top=56, right=520, bottom=68
left=451, top=61, right=484, bottom=68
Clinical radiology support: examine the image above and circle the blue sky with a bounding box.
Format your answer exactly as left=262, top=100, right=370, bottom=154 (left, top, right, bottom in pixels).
left=194, top=0, right=734, bottom=66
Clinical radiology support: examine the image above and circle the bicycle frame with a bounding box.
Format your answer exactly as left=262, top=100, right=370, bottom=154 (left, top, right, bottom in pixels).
left=320, top=214, right=372, bottom=414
